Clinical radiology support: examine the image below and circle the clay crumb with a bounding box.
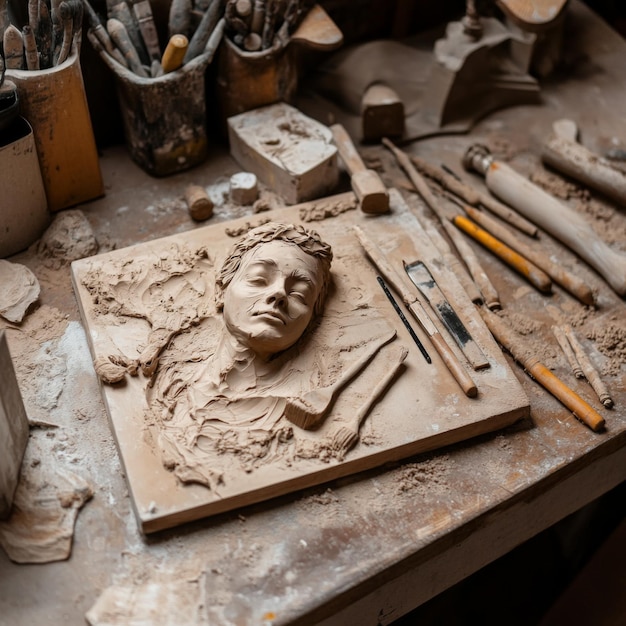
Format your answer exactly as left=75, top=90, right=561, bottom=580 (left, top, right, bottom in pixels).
left=307, top=488, right=339, bottom=506
left=395, top=454, right=452, bottom=495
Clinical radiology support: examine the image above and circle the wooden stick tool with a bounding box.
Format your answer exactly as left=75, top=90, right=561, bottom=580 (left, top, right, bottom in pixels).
left=354, top=225, right=478, bottom=398
left=480, top=307, right=605, bottom=432
left=410, top=155, right=538, bottom=237
left=464, top=144, right=626, bottom=296
left=562, top=325, right=614, bottom=409
left=447, top=193, right=595, bottom=306
left=383, top=138, right=501, bottom=309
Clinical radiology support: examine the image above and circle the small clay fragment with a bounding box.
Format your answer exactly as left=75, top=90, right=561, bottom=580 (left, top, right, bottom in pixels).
left=229, top=172, right=259, bottom=205
left=184, top=185, right=214, bottom=221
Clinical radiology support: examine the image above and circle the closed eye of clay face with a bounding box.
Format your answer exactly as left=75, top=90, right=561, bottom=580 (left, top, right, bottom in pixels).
left=222, top=240, right=324, bottom=359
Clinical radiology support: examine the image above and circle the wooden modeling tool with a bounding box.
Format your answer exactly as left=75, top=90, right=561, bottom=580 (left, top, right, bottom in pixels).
left=404, top=260, right=489, bottom=370
left=383, top=138, right=501, bottom=309
left=131, top=0, right=162, bottom=61
left=4, top=25, right=24, bottom=69
left=107, top=17, right=149, bottom=76
left=410, top=155, right=538, bottom=237
left=552, top=325, right=584, bottom=379
left=331, top=344, right=409, bottom=456
left=451, top=211, right=553, bottom=294
left=22, top=25, right=39, bottom=70
left=464, top=144, right=626, bottom=296
left=331, top=123, right=389, bottom=214
left=161, top=34, right=188, bottom=72
left=377, top=276, right=431, bottom=363
left=107, top=0, right=147, bottom=65
left=480, top=307, right=605, bottom=432
left=168, top=0, right=192, bottom=39
left=354, top=225, right=478, bottom=398
left=184, top=0, right=223, bottom=63
left=448, top=194, right=595, bottom=305
left=84, top=0, right=129, bottom=67
left=541, top=119, right=626, bottom=208
left=562, top=325, right=614, bottom=409
left=283, top=328, right=397, bottom=429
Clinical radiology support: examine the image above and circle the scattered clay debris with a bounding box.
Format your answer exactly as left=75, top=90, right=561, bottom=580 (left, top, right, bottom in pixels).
left=37, top=209, right=99, bottom=269
left=224, top=218, right=272, bottom=237
left=529, top=167, right=626, bottom=246
left=0, top=260, right=40, bottom=323
left=586, top=321, right=626, bottom=376
left=395, top=454, right=453, bottom=496
left=299, top=196, right=357, bottom=222
left=530, top=168, right=590, bottom=201
left=306, top=488, right=339, bottom=506
left=506, top=311, right=544, bottom=336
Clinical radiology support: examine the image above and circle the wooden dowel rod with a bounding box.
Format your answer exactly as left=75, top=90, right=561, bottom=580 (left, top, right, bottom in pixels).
left=480, top=308, right=605, bottom=432
left=383, top=139, right=500, bottom=309
left=563, top=325, right=614, bottom=409
left=410, top=154, right=538, bottom=237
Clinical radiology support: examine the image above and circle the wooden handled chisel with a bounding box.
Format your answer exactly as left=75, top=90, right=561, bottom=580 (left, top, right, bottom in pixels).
left=404, top=260, right=490, bottom=371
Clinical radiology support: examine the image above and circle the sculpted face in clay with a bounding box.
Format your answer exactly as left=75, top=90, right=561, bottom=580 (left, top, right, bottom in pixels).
left=215, top=223, right=333, bottom=361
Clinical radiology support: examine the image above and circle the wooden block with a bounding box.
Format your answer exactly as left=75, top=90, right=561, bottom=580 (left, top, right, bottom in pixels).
left=361, top=83, right=405, bottom=142
left=227, top=102, right=339, bottom=205
left=71, top=189, right=529, bottom=533
left=0, top=331, right=30, bottom=518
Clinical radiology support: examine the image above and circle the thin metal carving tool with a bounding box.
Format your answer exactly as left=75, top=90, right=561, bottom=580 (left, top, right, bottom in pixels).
left=376, top=275, right=431, bottom=364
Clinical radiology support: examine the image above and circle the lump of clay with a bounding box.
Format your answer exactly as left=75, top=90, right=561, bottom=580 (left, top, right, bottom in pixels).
left=37, top=209, right=98, bottom=268
left=0, top=260, right=40, bottom=323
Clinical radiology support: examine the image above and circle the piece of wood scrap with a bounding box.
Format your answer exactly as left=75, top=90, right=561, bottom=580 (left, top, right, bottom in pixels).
left=70, top=189, right=529, bottom=533
left=0, top=331, right=30, bottom=518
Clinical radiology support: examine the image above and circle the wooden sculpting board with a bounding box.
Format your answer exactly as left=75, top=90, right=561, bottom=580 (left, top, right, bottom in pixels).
left=71, top=189, right=529, bottom=533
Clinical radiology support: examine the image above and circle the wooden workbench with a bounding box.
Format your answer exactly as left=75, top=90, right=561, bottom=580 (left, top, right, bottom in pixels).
left=0, top=2, right=625, bottom=624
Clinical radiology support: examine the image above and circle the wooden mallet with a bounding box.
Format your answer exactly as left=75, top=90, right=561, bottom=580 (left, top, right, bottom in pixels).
left=331, top=123, right=389, bottom=214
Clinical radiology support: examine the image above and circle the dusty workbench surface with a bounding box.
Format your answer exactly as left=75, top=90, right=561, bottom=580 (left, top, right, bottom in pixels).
left=1, top=2, right=625, bottom=624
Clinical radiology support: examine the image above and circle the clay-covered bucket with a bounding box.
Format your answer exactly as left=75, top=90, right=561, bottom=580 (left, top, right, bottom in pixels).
left=0, top=115, right=49, bottom=257
left=217, top=36, right=298, bottom=121
left=6, top=46, right=104, bottom=211
left=216, top=4, right=343, bottom=123
left=98, top=44, right=216, bottom=177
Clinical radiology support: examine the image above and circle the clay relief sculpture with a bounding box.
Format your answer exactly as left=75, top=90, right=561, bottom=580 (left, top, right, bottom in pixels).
left=82, top=223, right=406, bottom=490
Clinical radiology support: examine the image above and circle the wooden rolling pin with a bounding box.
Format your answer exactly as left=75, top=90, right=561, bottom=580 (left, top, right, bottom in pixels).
left=464, top=144, right=626, bottom=296
left=480, top=307, right=605, bottom=432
